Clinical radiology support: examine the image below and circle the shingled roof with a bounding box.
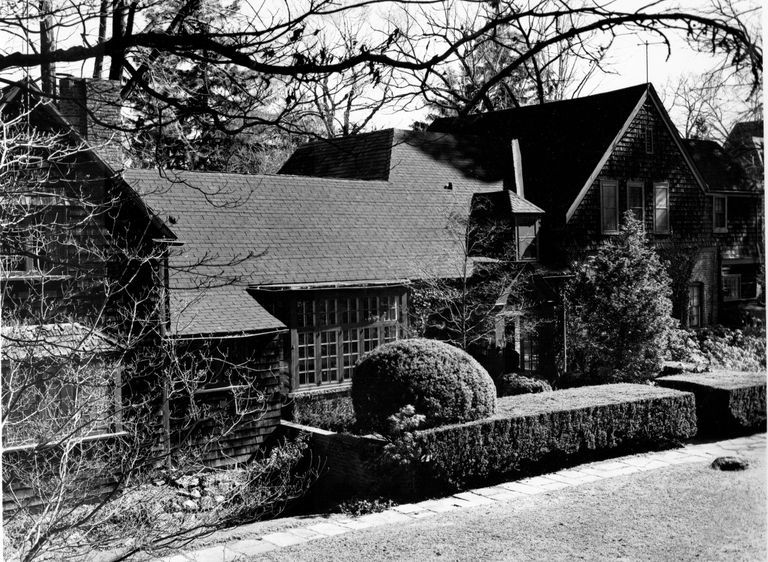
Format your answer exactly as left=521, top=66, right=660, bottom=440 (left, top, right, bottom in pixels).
left=428, top=84, right=653, bottom=218
left=684, top=138, right=750, bottom=193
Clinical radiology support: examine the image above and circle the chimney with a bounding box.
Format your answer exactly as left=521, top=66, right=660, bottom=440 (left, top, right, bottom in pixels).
left=511, top=138, right=525, bottom=199
left=57, top=77, right=125, bottom=169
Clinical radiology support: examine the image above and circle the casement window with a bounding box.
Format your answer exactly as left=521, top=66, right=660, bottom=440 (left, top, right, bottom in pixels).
left=600, top=179, right=619, bottom=234
left=294, top=293, right=405, bottom=389
left=626, top=181, right=645, bottom=225
left=687, top=283, right=703, bottom=328
left=653, top=182, right=670, bottom=234
left=713, top=196, right=728, bottom=233
left=722, top=274, right=741, bottom=301
left=515, top=216, right=539, bottom=261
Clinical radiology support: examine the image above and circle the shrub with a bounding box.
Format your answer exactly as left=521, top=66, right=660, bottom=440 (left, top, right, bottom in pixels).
left=563, top=213, right=675, bottom=384
left=499, top=373, right=553, bottom=396
left=666, top=325, right=766, bottom=372
left=351, top=338, right=496, bottom=433
left=291, top=394, right=356, bottom=433
left=412, top=383, right=696, bottom=492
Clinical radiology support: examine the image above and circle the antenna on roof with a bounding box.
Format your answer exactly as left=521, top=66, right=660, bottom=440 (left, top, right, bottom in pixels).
left=636, top=41, right=666, bottom=84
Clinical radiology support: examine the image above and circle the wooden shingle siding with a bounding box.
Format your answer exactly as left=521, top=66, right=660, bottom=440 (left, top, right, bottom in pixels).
left=566, top=100, right=717, bottom=326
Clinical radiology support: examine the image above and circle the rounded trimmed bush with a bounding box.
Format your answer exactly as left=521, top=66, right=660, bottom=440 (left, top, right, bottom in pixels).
left=351, top=338, right=496, bottom=433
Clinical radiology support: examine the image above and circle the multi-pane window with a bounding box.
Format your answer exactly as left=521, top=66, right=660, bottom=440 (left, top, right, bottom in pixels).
left=521, top=334, right=539, bottom=372
left=654, top=182, right=670, bottom=234
left=319, top=330, right=338, bottom=383
left=687, top=283, right=703, bottom=328
left=722, top=274, right=741, bottom=301
left=295, top=294, right=404, bottom=389
left=297, top=332, right=315, bottom=386
left=627, top=181, right=644, bottom=225
left=600, top=179, right=619, bottom=234
left=713, top=196, right=727, bottom=233
left=341, top=329, right=359, bottom=381
left=362, top=327, right=379, bottom=353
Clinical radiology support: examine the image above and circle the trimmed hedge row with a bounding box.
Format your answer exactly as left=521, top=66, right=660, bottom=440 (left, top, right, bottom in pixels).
left=656, top=370, right=766, bottom=436
left=411, top=383, right=697, bottom=491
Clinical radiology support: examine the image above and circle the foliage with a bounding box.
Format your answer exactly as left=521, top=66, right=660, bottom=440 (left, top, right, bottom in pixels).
left=336, top=496, right=397, bottom=517
left=290, top=394, right=356, bottom=433
left=670, top=326, right=766, bottom=372
left=351, top=339, right=497, bottom=434
left=498, top=373, right=553, bottom=396
left=412, top=384, right=696, bottom=492
left=562, top=213, right=676, bottom=385
left=2, top=436, right=315, bottom=560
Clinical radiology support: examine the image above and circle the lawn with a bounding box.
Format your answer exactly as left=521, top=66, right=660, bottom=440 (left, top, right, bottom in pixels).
left=257, top=452, right=766, bottom=561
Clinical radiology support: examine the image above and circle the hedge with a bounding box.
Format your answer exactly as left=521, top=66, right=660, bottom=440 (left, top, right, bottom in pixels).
left=411, top=383, right=696, bottom=491
left=656, top=370, right=766, bottom=436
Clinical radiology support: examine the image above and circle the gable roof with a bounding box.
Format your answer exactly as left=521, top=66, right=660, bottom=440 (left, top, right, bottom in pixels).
left=123, top=154, right=519, bottom=336
left=427, top=83, right=706, bottom=221
left=0, top=81, right=175, bottom=241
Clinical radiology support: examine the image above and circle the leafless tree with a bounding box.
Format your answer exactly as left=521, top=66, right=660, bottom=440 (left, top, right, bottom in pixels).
left=0, top=0, right=761, bottom=137
left=1, top=102, right=315, bottom=561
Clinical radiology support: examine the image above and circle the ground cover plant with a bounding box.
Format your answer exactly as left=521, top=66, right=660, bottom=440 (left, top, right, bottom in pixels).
left=290, top=394, right=356, bottom=433
left=352, top=339, right=497, bottom=433
left=667, top=325, right=766, bottom=372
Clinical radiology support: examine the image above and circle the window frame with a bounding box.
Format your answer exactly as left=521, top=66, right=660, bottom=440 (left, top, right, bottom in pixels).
left=722, top=273, right=741, bottom=302
left=626, top=180, right=645, bottom=227
left=713, top=195, right=728, bottom=233
left=293, top=292, right=406, bottom=390
left=653, top=182, right=670, bottom=234
left=600, top=179, right=620, bottom=235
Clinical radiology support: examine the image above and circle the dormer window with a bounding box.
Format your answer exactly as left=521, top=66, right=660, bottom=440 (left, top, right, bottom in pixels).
left=515, top=215, right=539, bottom=261
left=600, top=179, right=619, bottom=234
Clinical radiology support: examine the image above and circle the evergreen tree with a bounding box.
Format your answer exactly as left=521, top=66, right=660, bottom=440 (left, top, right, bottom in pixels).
left=563, top=212, right=675, bottom=383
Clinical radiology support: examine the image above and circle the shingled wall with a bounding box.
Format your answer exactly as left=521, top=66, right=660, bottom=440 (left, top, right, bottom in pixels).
left=566, top=99, right=717, bottom=326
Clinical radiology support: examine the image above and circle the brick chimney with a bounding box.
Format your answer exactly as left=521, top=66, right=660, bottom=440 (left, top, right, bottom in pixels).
left=57, top=77, right=125, bottom=169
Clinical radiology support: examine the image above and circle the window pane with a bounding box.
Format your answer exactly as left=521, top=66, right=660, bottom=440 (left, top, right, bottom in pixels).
left=317, top=298, right=336, bottom=326
left=723, top=275, right=740, bottom=301
left=601, top=181, right=618, bottom=232
left=362, top=327, right=379, bottom=353
left=297, top=300, right=315, bottom=329
left=627, top=183, right=644, bottom=223
left=714, top=197, right=727, bottom=229
left=319, top=330, right=338, bottom=383
left=362, top=297, right=377, bottom=321
left=341, top=297, right=359, bottom=324
left=297, top=332, right=315, bottom=386
left=687, top=284, right=702, bottom=328
left=341, top=329, right=359, bottom=380
left=654, top=185, right=669, bottom=233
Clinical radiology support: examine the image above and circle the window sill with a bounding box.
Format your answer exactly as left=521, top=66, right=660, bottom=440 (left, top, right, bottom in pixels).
left=290, top=382, right=352, bottom=398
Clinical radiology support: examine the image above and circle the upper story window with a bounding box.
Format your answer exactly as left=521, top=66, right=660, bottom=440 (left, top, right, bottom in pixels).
left=713, top=196, right=728, bottom=233
left=653, top=182, right=670, bottom=234
left=515, top=216, right=539, bottom=260
left=626, top=181, right=645, bottom=225
left=645, top=122, right=654, bottom=154
left=600, top=179, right=619, bottom=234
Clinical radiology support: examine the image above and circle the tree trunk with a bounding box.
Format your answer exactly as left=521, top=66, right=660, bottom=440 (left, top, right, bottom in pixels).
left=93, top=0, right=109, bottom=79
left=39, top=0, right=56, bottom=96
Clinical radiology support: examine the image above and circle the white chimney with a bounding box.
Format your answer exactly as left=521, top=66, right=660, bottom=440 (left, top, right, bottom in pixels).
left=511, top=138, right=525, bottom=199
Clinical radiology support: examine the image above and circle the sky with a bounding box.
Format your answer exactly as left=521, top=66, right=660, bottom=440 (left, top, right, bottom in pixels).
left=1, top=0, right=762, bottom=135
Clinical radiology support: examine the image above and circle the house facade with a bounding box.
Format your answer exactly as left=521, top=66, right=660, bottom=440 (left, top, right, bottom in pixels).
left=3, top=78, right=763, bottom=468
